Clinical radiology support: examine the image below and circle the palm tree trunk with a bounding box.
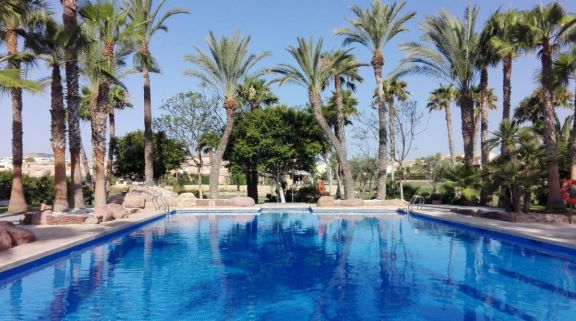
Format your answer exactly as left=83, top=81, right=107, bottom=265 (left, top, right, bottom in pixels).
left=209, top=108, right=235, bottom=199
left=197, top=155, right=204, bottom=199
left=541, top=42, right=563, bottom=210
left=445, top=105, right=456, bottom=164
left=372, top=52, right=387, bottom=200
left=275, top=172, right=286, bottom=203
left=460, top=92, right=476, bottom=166
left=80, top=142, right=92, bottom=185
left=50, top=65, right=69, bottom=212
left=309, top=91, right=355, bottom=199
left=62, top=0, right=84, bottom=209
left=334, top=76, right=346, bottom=147
left=92, top=80, right=109, bottom=208
left=107, top=107, right=116, bottom=179
left=143, top=62, right=154, bottom=186
left=501, top=55, right=512, bottom=157
left=6, top=29, right=27, bottom=213
left=480, top=66, right=491, bottom=205
left=388, top=98, right=396, bottom=163
left=571, top=84, right=576, bottom=180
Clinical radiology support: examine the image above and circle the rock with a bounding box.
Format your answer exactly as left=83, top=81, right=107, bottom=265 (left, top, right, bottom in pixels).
left=0, top=229, right=12, bottom=251
left=94, top=206, right=114, bottom=222
left=177, top=193, right=197, bottom=208
left=107, top=194, right=125, bottom=205
left=122, top=192, right=146, bottom=209
left=46, top=214, right=89, bottom=225
left=21, top=209, right=52, bottom=225
left=84, top=216, right=100, bottom=224
left=144, top=200, right=157, bottom=209
left=164, top=196, right=179, bottom=209
left=4, top=225, right=35, bottom=246
left=339, top=199, right=365, bottom=207
left=214, top=199, right=232, bottom=207
left=126, top=208, right=140, bottom=214
left=40, top=203, right=53, bottom=211
left=107, top=203, right=129, bottom=220
left=0, top=221, right=15, bottom=226
left=196, top=199, right=211, bottom=207
left=317, top=196, right=336, bottom=207
left=230, top=197, right=255, bottom=207
left=454, top=208, right=476, bottom=216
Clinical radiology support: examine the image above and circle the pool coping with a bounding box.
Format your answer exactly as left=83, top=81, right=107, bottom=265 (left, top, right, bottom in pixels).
left=0, top=210, right=166, bottom=275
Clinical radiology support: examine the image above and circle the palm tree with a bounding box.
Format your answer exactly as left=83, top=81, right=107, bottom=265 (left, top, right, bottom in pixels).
left=472, top=86, right=498, bottom=167
left=427, top=85, right=457, bottom=164
left=382, top=78, right=409, bottom=163
left=0, top=0, right=48, bottom=213
left=521, top=3, right=576, bottom=210
left=80, top=0, right=130, bottom=209
left=272, top=37, right=355, bottom=199
left=335, top=0, right=415, bottom=200
left=185, top=31, right=268, bottom=199
left=0, top=57, right=41, bottom=91
left=25, top=20, right=72, bottom=212
left=61, top=0, right=84, bottom=209
left=124, top=0, right=189, bottom=186
left=236, top=77, right=278, bottom=111
left=555, top=48, right=576, bottom=179
left=108, top=85, right=132, bottom=175
left=400, top=5, right=482, bottom=167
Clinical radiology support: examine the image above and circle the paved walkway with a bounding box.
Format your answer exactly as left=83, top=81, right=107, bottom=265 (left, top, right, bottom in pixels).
left=0, top=210, right=165, bottom=274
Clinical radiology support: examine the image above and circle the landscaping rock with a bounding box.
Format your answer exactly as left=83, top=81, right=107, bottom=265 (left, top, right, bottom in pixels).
left=85, top=216, right=100, bottom=224
left=196, top=199, right=211, bottom=207
left=339, top=199, right=365, bottom=207
left=0, top=229, right=12, bottom=251
left=46, top=214, right=89, bottom=225
left=317, top=196, right=336, bottom=207
left=230, top=197, right=255, bottom=207
left=126, top=208, right=140, bottom=214
left=177, top=193, right=197, bottom=208
left=107, top=194, right=125, bottom=205
left=107, top=203, right=129, bottom=220
left=4, top=225, right=36, bottom=246
left=164, top=196, right=179, bottom=209
left=94, top=206, right=114, bottom=222
left=123, top=193, right=146, bottom=209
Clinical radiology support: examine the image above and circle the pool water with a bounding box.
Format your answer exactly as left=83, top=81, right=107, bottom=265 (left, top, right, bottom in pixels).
left=1, top=212, right=575, bottom=320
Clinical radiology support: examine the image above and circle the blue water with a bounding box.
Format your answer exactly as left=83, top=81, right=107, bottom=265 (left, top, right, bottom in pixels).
left=1, top=212, right=575, bottom=321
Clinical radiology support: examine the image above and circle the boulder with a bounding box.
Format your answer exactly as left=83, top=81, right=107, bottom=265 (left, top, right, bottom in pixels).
left=85, top=216, right=100, bottom=224
left=317, top=196, right=336, bottom=207
left=126, top=208, right=140, bottom=214
left=230, top=197, right=255, bottom=207
left=0, top=229, right=12, bottom=251
left=107, top=194, right=125, bottom=205
left=94, top=206, right=114, bottom=222
left=107, top=203, right=129, bottom=220
left=123, top=192, right=146, bottom=209
left=339, top=199, right=365, bottom=207
left=0, top=221, right=15, bottom=226
left=164, top=196, right=179, bottom=209
left=4, top=225, right=35, bottom=246
left=178, top=193, right=197, bottom=208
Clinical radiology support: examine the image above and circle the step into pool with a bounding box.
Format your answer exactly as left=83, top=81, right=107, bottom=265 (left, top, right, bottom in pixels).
left=0, top=211, right=574, bottom=320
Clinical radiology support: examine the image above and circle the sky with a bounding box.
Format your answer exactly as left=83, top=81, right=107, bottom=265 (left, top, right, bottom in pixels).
left=1, top=0, right=576, bottom=160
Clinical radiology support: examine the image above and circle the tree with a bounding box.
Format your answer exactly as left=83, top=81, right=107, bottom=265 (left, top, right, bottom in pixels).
left=108, top=85, right=132, bottom=174
left=472, top=86, right=498, bottom=167
left=272, top=37, right=356, bottom=199
left=113, top=131, right=186, bottom=181
left=1, top=0, right=48, bottom=213
left=124, top=0, right=189, bottom=186
left=427, top=85, right=458, bottom=163
left=155, top=92, right=223, bottom=199
left=554, top=48, right=576, bottom=179
left=335, top=0, right=415, bottom=200
left=391, top=101, right=424, bottom=200
left=235, top=76, right=278, bottom=111
left=227, top=106, right=327, bottom=203
left=400, top=5, right=482, bottom=166
left=520, top=3, right=576, bottom=209
left=382, top=77, right=409, bottom=164
left=185, top=31, right=268, bottom=199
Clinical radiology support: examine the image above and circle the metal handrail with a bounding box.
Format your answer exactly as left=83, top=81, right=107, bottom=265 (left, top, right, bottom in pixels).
left=407, top=195, right=424, bottom=211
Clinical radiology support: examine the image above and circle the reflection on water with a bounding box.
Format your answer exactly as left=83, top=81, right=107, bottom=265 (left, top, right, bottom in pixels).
left=0, top=213, right=575, bottom=321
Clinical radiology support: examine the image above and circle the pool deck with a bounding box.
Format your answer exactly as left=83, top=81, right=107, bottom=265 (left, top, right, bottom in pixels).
left=1, top=205, right=576, bottom=274
left=0, top=210, right=165, bottom=274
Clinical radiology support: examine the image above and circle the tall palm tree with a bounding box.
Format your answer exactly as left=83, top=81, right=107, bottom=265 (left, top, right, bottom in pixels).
left=400, top=5, right=482, bottom=167
left=25, top=20, right=72, bottom=212
left=427, top=85, right=457, bottom=164
left=61, top=0, right=84, bottom=209
left=0, top=0, right=48, bottom=213
left=124, top=0, right=189, bottom=186
left=382, top=78, right=409, bottom=163
left=236, top=77, right=278, bottom=111
left=108, top=85, right=132, bottom=175
left=521, top=3, right=576, bottom=209
left=272, top=37, right=356, bottom=199
left=472, top=86, right=498, bottom=167
left=335, top=0, right=415, bottom=200
left=555, top=48, right=576, bottom=179
left=80, top=0, right=130, bottom=209
left=185, top=31, right=268, bottom=199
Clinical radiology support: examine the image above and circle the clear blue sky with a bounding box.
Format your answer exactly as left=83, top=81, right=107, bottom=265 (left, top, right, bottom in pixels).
left=1, top=0, right=575, bottom=159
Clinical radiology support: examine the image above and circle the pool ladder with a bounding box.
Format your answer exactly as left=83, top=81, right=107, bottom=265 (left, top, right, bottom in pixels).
left=152, top=194, right=170, bottom=212
left=407, top=195, right=424, bottom=212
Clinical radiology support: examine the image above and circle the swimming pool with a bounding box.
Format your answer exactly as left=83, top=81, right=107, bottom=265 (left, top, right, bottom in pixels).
left=0, top=211, right=575, bottom=320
